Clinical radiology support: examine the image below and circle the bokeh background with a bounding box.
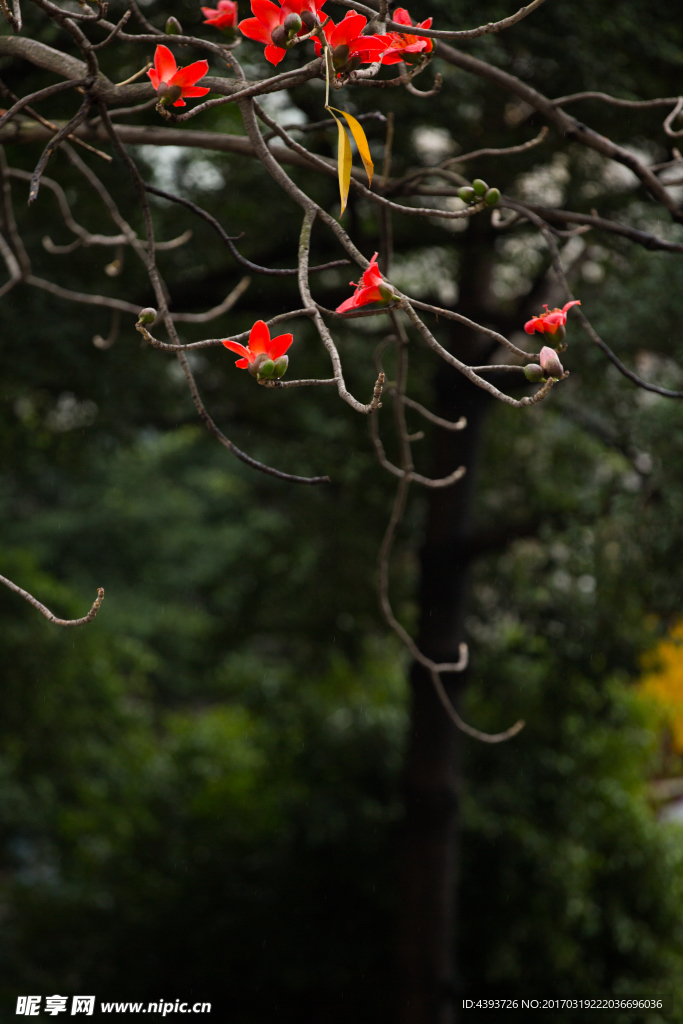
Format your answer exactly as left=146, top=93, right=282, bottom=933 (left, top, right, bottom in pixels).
left=2, top=0, right=683, bottom=1020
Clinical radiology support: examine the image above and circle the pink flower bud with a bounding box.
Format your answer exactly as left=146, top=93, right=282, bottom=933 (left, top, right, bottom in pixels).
left=539, top=346, right=564, bottom=378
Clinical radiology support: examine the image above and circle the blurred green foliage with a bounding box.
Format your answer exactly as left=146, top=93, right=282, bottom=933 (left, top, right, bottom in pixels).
left=2, top=0, right=683, bottom=1020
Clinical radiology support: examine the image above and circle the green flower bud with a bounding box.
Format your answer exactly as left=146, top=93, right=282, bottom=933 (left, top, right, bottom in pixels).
left=523, top=363, right=545, bottom=383
left=165, top=16, right=182, bottom=34
left=484, top=187, right=501, bottom=206
left=457, top=186, right=476, bottom=204
left=137, top=307, right=157, bottom=324
left=157, top=82, right=183, bottom=106
left=257, top=358, right=276, bottom=379
left=332, top=43, right=351, bottom=69
left=270, top=25, right=289, bottom=48
left=378, top=282, right=395, bottom=303
left=402, top=50, right=427, bottom=66
left=472, top=178, right=488, bottom=196
left=283, top=12, right=302, bottom=35
left=273, top=355, right=289, bottom=379
left=300, top=10, right=317, bottom=30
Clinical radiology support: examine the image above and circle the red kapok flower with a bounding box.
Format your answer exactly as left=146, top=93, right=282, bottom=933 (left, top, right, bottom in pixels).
left=524, top=299, right=581, bottom=335
left=202, top=0, right=238, bottom=32
left=378, top=8, right=433, bottom=65
left=147, top=44, right=210, bottom=107
left=239, top=0, right=326, bottom=65
left=223, top=320, right=293, bottom=379
left=336, top=253, right=394, bottom=313
left=313, top=12, right=389, bottom=72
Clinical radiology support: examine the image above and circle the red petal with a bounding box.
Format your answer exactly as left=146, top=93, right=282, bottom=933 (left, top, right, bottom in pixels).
left=248, top=320, right=271, bottom=356
left=170, top=59, right=209, bottom=88
left=264, top=42, right=287, bottom=63
left=238, top=16, right=271, bottom=41
left=269, top=333, right=293, bottom=359
left=361, top=254, right=382, bottom=287
left=524, top=318, right=540, bottom=334
left=336, top=293, right=361, bottom=313
left=172, top=98, right=187, bottom=106
left=392, top=8, right=412, bottom=25
left=561, top=299, right=581, bottom=313
left=223, top=340, right=251, bottom=359
left=179, top=85, right=211, bottom=98
left=349, top=36, right=387, bottom=58
left=380, top=52, right=403, bottom=64
left=201, top=6, right=218, bottom=15
left=235, top=358, right=249, bottom=368
left=250, top=0, right=282, bottom=30
left=147, top=68, right=160, bottom=89
left=331, top=12, right=367, bottom=47
left=154, top=44, right=177, bottom=85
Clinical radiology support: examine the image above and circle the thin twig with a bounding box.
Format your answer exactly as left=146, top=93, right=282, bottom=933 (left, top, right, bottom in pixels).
left=0, top=575, right=104, bottom=626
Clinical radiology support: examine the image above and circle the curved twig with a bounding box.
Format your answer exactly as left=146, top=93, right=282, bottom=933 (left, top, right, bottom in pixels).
left=0, top=575, right=104, bottom=626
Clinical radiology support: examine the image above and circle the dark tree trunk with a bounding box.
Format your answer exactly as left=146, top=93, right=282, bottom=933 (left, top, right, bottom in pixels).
left=397, top=223, right=499, bottom=1024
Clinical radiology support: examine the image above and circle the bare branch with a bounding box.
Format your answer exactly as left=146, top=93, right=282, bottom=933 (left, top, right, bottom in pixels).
left=401, top=395, right=467, bottom=432
left=552, top=91, right=680, bottom=109
left=0, top=575, right=104, bottom=626
left=333, top=0, right=548, bottom=40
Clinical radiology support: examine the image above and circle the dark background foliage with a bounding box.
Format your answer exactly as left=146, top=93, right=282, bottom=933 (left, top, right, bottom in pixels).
left=2, top=0, right=683, bottom=1020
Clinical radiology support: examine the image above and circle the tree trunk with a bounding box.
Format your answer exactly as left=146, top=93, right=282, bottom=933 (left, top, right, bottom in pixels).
left=397, top=223, right=498, bottom=1024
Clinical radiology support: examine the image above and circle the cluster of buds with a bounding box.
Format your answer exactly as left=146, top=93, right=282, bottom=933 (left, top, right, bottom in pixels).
left=270, top=11, right=305, bottom=50
left=458, top=179, right=500, bottom=207
left=524, top=347, right=565, bottom=382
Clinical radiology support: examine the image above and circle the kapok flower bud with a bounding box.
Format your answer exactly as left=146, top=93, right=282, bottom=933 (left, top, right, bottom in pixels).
left=270, top=25, right=289, bottom=48
left=165, top=16, right=182, bottom=34
left=472, top=178, right=488, bottom=196
left=157, top=81, right=183, bottom=106
left=378, top=282, right=395, bottom=303
left=248, top=352, right=270, bottom=377
left=484, top=187, right=500, bottom=206
left=257, top=358, right=276, bottom=379
left=332, top=43, right=351, bottom=69
left=458, top=186, right=476, bottom=204
left=300, top=10, right=317, bottom=30
left=539, top=346, right=564, bottom=378
left=283, top=12, right=302, bottom=35
left=273, top=354, right=289, bottom=378
left=523, top=363, right=545, bottom=383
left=138, top=307, right=157, bottom=324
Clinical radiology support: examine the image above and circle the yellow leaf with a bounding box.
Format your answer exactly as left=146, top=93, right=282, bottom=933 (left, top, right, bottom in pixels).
left=329, top=107, right=374, bottom=188
left=329, top=110, right=353, bottom=216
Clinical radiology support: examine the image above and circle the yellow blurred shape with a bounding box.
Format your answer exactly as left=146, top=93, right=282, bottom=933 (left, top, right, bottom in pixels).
left=640, top=621, right=683, bottom=753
